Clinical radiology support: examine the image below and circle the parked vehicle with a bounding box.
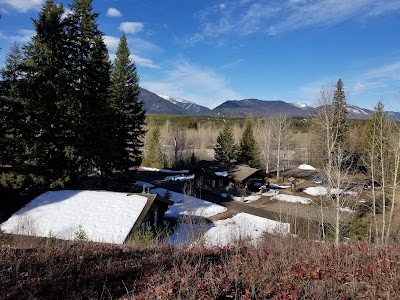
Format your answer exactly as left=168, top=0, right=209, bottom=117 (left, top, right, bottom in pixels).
left=363, top=180, right=382, bottom=190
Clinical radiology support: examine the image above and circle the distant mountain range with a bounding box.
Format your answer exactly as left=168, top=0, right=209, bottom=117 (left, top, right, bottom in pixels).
left=138, top=87, right=400, bottom=120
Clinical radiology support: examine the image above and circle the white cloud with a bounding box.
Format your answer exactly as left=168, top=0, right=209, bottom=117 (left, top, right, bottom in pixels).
left=0, top=7, right=10, bottom=14
left=142, top=61, right=240, bottom=108
left=103, top=35, right=120, bottom=51
left=188, top=0, right=400, bottom=43
left=353, top=82, right=366, bottom=93
left=11, top=29, right=35, bottom=42
left=61, top=8, right=72, bottom=20
left=118, top=22, right=144, bottom=34
left=109, top=52, right=159, bottom=69
left=128, top=37, right=162, bottom=53
left=106, top=8, right=122, bottom=18
left=364, top=61, right=400, bottom=81
left=129, top=54, right=160, bottom=69
left=0, top=0, right=44, bottom=12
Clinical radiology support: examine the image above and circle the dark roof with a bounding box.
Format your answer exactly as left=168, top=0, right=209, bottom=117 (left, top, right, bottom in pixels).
left=190, top=160, right=262, bottom=182
left=227, top=164, right=259, bottom=182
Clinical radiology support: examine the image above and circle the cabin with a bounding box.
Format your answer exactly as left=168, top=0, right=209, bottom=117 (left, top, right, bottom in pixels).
left=189, top=160, right=267, bottom=195
left=127, top=193, right=173, bottom=238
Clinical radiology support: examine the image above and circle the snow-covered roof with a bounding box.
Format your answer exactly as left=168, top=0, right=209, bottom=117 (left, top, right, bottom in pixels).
left=0, top=190, right=151, bottom=244
left=214, top=171, right=228, bottom=177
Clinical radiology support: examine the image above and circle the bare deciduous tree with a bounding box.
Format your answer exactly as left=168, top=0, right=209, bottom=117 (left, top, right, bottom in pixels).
left=312, top=84, right=354, bottom=245
left=364, top=102, right=400, bottom=244
left=271, top=114, right=293, bottom=180
left=255, top=118, right=273, bottom=173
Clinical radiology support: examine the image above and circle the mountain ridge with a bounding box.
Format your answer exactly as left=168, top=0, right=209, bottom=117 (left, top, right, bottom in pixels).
left=138, top=87, right=400, bottom=120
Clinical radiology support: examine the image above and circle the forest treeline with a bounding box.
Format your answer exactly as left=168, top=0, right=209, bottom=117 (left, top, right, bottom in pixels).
left=0, top=0, right=145, bottom=197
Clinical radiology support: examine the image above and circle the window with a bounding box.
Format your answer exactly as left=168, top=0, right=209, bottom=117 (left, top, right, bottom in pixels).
left=212, top=180, right=216, bottom=187
left=219, top=179, right=223, bottom=187
left=205, top=180, right=210, bottom=186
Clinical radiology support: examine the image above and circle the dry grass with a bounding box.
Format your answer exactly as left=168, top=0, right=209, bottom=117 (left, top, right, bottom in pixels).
left=2, top=233, right=400, bottom=299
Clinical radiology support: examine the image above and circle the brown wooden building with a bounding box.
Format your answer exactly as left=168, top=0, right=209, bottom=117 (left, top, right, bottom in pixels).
left=189, top=160, right=267, bottom=195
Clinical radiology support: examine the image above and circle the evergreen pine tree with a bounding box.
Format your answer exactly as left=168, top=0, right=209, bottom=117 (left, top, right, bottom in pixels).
left=145, top=127, right=163, bottom=168
left=110, top=34, right=146, bottom=171
left=65, top=0, right=113, bottom=176
left=0, top=43, right=27, bottom=168
left=332, top=79, right=349, bottom=150
left=238, top=121, right=260, bottom=168
left=23, top=0, right=73, bottom=186
left=214, top=122, right=236, bottom=163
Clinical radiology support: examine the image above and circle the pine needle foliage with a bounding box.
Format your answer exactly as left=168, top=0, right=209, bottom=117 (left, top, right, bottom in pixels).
left=214, top=122, right=236, bottom=163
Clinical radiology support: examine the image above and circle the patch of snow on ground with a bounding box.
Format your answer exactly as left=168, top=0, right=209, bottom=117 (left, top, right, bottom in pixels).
left=298, top=164, right=316, bottom=170
left=339, top=207, right=355, bottom=213
left=0, top=190, right=148, bottom=244
left=160, top=169, right=189, bottom=174
left=140, top=166, right=160, bottom=172
left=303, top=187, right=357, bottom=197
left=165, top=174, right=195, bottom=181
left=134, top=181, right=155, bottom=189
left=271, top=194, right=311, bottom=204
left=167, top=222, right=214, bottom=247
left=269, top=184, right=290, bottom=189
left=140, top=167, right=189, bottom=174
left=220, top=193, right=261, bottom=203
left=204, top=213, right=290, bottom=247
left=150, top=188, right=227, bottom=218
left=262, top=190, right=279, bottom=196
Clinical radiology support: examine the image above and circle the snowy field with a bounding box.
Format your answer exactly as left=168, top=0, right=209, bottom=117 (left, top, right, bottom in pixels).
left=271, top=194, right=312, bottom=204
left=150, top=188, right=227, bottom=218
left=221, top=193, right=261, bottom=203
left=298, top=164, right=316, bottom=170
left=169, top=213, right=290, bottom=247
left=303, top=186, right=357, bottom=197
left=0, top=190, right=148, bottom=244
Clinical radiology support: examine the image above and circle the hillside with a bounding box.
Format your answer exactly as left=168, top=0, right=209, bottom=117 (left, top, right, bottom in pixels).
left=138, top=87, right=400, bottom=119
left=212, top=99, right=313, bottom=117
left=139, top=87, right=184, bottom=115
left=158, top=94, right=212, bottom=115
left=1, top=235, right=399, bottom=299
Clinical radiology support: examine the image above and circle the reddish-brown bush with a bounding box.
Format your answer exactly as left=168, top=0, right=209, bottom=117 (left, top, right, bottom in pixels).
left=1, top=236, right=400, bottom=299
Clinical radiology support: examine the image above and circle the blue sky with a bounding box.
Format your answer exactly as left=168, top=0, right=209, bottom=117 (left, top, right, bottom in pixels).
left=1, top=0, right=400, bottom=111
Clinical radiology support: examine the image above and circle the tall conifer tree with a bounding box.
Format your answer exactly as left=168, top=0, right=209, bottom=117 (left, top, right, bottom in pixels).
left=110, top=34, right=146, bottom=171
left=0, top=43, right=27, bottom=169
left=238, top=121, right=260, bottom=168
left=23, top=0, right=72, bottom=186
left=214, top=122, right=236, bottom=163
left=332, top=79, right=349, bottom=150
left=65, top=0, right=113, bottom=175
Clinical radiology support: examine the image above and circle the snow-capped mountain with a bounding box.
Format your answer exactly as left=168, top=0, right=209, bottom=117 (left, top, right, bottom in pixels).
left=137, top=87, right=400, bottom=119
left=139, top=88, right=183, bottom=115
left=346, top=105, right=373, bottom=119
left=158, top=94, right=212, bottom=115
